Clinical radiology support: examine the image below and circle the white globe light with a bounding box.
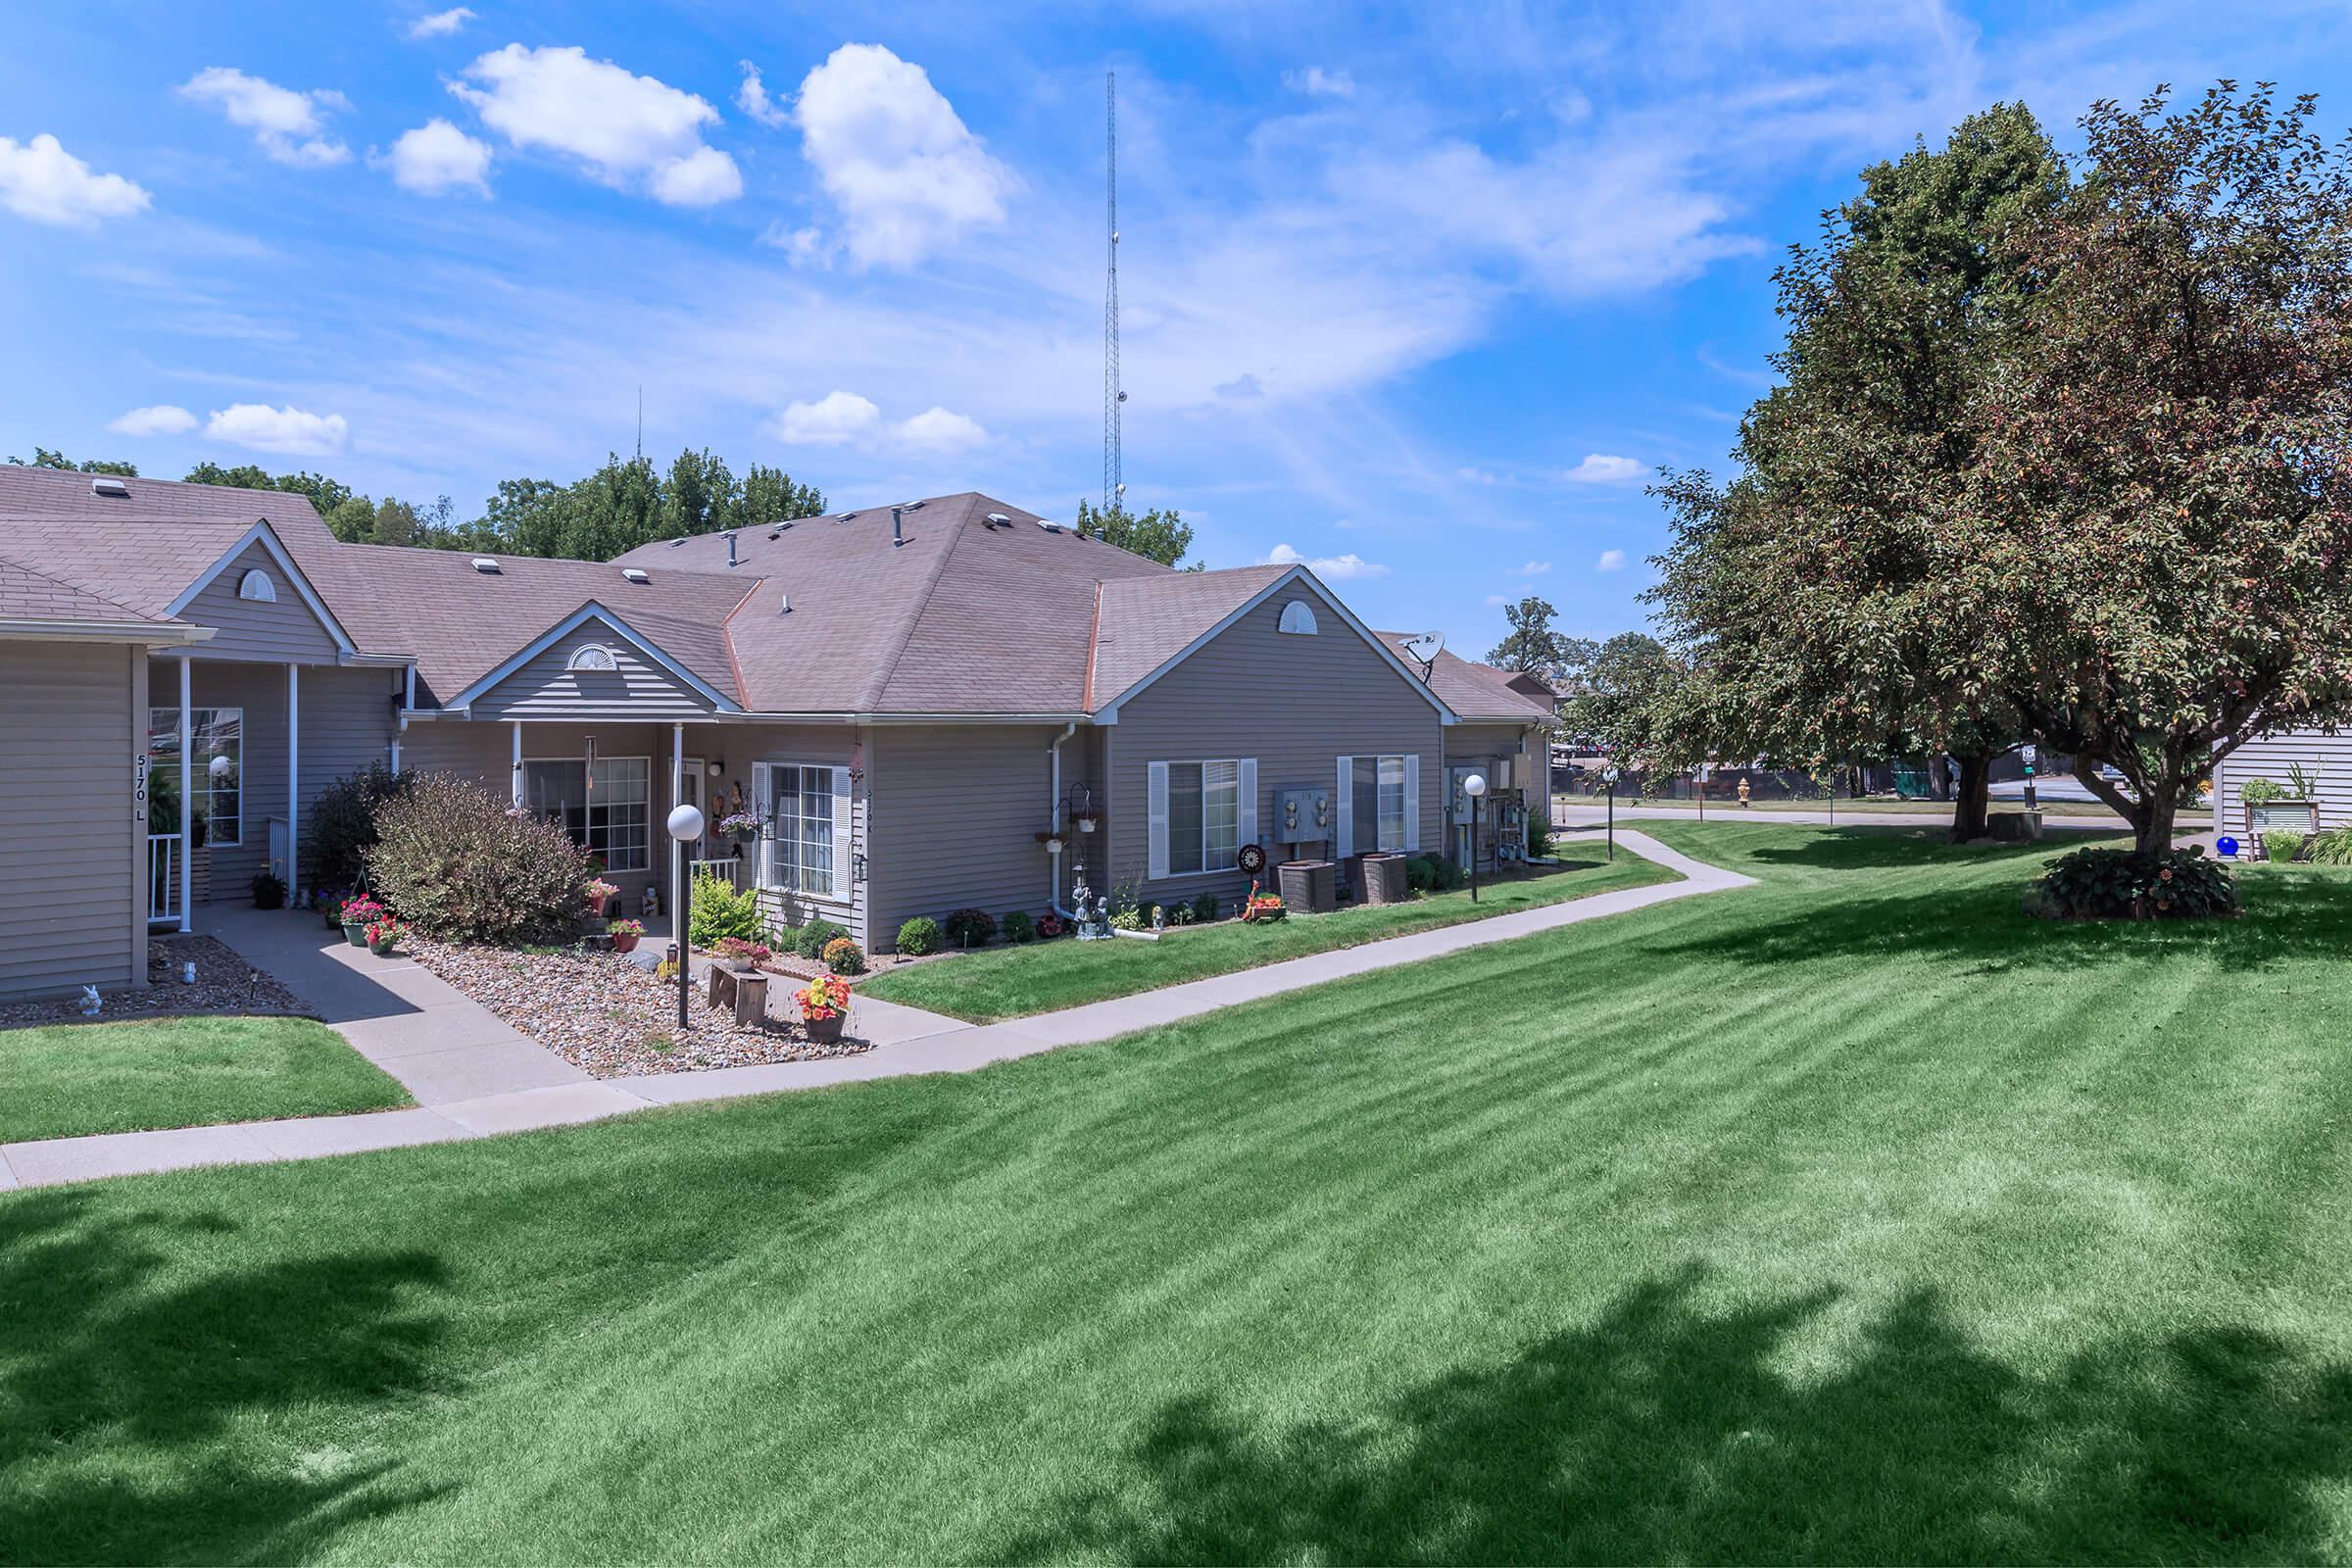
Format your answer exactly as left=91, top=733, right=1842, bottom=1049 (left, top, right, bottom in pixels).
left=1463, top=772, right=1488, bottom=798
left=208, top=755, right=233, bottom=778
left=666, top=804, right=707, bottom=842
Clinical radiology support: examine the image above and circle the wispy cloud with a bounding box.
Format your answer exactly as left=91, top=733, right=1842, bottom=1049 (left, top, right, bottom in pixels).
left=1264, top=542, right=1389, bottom=579
left=407, top=7, right=474, bottom=40
left=1284, top=66, right=1356, bottom=98
left=1566, top=454, right=1645, bottom=485
left=108, top=404, right=197, bottom=436
left=178, top=67, right=350, bottom=168
left=1508, top=559, right=1551, bottom=576
left=1595, top=548, right=1628, bottom=571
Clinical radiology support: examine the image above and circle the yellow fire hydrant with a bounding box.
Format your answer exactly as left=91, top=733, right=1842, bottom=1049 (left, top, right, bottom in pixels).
left=1737, top=777, right=1752, bottom=808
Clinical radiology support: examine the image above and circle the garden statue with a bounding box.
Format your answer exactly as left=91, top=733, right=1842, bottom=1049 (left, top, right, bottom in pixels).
left=1071, top=872, right=1112, bottom=941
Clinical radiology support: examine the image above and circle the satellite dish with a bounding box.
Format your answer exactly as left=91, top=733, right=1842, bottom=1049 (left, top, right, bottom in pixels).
left=1401, top=630, right=1446, bottom=665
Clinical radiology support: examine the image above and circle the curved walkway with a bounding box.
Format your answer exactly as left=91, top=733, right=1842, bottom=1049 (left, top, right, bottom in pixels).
left=0, top=829, right=1751, bottom=1191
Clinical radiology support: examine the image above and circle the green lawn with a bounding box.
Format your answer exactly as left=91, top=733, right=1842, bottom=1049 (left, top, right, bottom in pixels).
left=858, top=845, right=1677, bottom=1021
left=0, top=1015, right=410, bottom=1144
left=1556, top=792, right=2132, bottom=818
left=8, top=824, right=2352, bottom=1563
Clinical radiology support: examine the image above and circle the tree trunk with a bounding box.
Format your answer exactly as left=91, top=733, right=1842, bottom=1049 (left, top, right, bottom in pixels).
left=1948, top=751, right=1992, bottom=842
left=2135, top=787, right=2179, bottom=855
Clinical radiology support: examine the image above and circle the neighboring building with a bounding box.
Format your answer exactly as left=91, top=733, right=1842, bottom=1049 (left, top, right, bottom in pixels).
left=0, top=468, right=1550, bottom=1001
left=2212, top=728, right=2352, bottom=842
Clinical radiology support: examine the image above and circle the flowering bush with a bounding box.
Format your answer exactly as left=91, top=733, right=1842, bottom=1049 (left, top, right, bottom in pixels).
left=822, top=936, right=866, bottom=975
left=339, top=896, right=387, bottom=926
left=1035, top=911, right=1065, bottom=939
left=796, top=973, right=852, bottom=1021
left=608, top=917, right=645, bottom=938
left=717, top=810, right=762, bottom=838
left=363, top=918, right=405, bottom=949
left=2030, top=844, right=2238, bottom=920
left=714, top=936, right=773, bottom=965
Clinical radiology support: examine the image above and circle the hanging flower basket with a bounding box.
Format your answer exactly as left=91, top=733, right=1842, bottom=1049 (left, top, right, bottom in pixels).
left=716, top=810, right=763, bottom=843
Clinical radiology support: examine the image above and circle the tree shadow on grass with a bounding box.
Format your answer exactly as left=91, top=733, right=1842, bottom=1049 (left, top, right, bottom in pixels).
left=0, top=1190, right=456, bottom=1563
left=1737, top=825, right=2082, bottom=872
left=998, top=1265, right=2352, bottom=1564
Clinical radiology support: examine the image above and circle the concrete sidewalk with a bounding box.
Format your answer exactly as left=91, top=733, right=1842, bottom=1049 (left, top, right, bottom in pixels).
left=1551, top=803, right=2139, bottom=832
left=0, top=829, right=1748, bottom=1191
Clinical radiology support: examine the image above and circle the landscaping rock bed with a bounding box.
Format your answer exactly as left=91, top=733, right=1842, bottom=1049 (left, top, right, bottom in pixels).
left=0, top=935, right=307, bottom=1031
left=409, top=938, right=872, bottom=1078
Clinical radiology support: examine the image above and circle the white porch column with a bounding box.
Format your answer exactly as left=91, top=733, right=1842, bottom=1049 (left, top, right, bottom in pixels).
left=177, top=653, right=192, bottom=933
left=671, top=721, right=684, bottom=940
left=287, top=663, right=300, bottom=901
left=511, top=720, right=523, bottom=808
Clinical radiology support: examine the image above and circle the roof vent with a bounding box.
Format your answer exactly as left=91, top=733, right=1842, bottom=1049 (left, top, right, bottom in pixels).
left=470, top=558, right=501, bottom=574
left=724, top=530, right=738, bottom=568
left=1037, top=518, right=1063, bottom=534
left=620, top=567, right=650, bottom=584
left=892, top=507, right=905, bottom=549
left=837, top=512, right=858, bottom=522
left=778, top=592, right=792, bottom=615
left=90, top=475, right=130, bottom=499
left=984, top=512, right=1011, bottom=527
left=667, top=538, right=686, bottom=548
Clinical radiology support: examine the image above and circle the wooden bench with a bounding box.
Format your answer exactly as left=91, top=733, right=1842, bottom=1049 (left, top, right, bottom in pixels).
left=705, top=965, right=769, bottom=1027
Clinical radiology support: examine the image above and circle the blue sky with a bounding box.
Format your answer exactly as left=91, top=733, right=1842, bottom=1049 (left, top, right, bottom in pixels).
left=8, top=2, right=2352, bottom=654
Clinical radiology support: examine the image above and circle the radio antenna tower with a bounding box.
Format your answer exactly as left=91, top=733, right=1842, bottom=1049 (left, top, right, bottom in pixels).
left=1102, top=69, right=1124, bottom=518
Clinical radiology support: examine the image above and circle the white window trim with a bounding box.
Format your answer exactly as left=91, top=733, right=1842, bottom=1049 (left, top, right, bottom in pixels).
left=521, top=752, right=654, bottom=874
left=1156, top=758, right=1246, bottom=880
left=758, top=760, right=845, bottom=901
left=149, top=705, right=243, bottom=847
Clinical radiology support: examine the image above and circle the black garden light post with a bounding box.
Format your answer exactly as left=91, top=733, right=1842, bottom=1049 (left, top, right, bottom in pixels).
left=1464, top=772, right=1488, bottom=903
left=667, top=803, right=705, bottom=1030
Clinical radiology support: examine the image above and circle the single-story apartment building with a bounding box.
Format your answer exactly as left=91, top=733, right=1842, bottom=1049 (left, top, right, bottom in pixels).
left=2211, top=727, right=2352, bottom=845
left=0, top=466, right=1554, bottom=1001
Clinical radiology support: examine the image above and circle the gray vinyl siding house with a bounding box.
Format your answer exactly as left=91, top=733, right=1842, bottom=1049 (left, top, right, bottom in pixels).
left=2212, top=727, right=2352, bottom=840
left=2, top=469, right=1551, bottom=999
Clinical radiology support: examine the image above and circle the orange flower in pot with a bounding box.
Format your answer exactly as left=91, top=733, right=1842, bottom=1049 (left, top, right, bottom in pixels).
left=796, top=973, right=853, bottom=1044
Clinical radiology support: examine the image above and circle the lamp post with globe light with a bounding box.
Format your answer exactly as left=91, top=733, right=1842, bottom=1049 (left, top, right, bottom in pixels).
left=666, top=803, right=705, bottom=1030
left=1463, top=772, right=1487, bottom=903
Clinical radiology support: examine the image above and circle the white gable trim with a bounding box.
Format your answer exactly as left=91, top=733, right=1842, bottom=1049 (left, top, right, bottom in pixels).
left=164, top=520, right=358, bottom=656
left=1094, top=566, right=1457, bottom=725
left=441, top=600, right=743, bottom=714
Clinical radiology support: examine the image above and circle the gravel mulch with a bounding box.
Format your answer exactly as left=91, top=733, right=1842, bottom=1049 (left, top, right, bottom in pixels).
left=0, top=935, right=310, bottom=1031
left=407, top=938, right=872, bottom=1079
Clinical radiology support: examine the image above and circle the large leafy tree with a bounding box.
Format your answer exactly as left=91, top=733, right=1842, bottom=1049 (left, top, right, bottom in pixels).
left=11, top=445, right=135, bottom=475
left=1486, top=596, right=1594, bottom=682
left=1977, top=83, right=2352, bottom=851
left=1645, top=104, right=2067, bottom=841
left=1075, top=499, right=1196, bottom=568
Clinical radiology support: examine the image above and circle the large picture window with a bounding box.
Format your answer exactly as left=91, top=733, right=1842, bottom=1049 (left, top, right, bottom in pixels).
left=1350, top=755, right=1410, bottom=853
left=764, top=763, right=836, bottom=897
left=1166, top=760, right=1241, bottom=875
left=522, top=756, right=650, bottom=872
left=148, top=707, right=242, bottom=847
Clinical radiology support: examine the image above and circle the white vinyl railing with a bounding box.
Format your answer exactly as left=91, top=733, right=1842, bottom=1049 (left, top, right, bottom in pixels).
left=148, top=833, right=181, bottom=924
left=689, top=855, right=743, bottom=887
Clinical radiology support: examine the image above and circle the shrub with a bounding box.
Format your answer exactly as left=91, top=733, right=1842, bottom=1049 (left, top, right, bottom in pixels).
left=1000, top=909, right=1035, bottom=944
left=1430, top=857, right=1468, bottom=892
left=823, top=936, right=866, bottom=975
left=1035, top=911, right=1065, bottom=939
left=1190, top=893, right=1220, bottom=923
left=2031, top=844, right=2239, bottom=920
left=306, top=761, right=413, bottom=896
left=944, top=907, right=998, bottom=948
left=2263, top=830, right=2309, bottom=863
left=1404, top=857, right=1436, bottom=892
left=1109, top=903, right=1147, bottom=931
left=367, top=771, right=594, bottom=945
left=897, top=915, right=943, bottom=956
left=2239, top=775, right=2288, bottom=804
left=796, top=918, right=846, bottom=958
left=1527, top=817, right=1552, bottom=860
left=250, top=872, right=287, bottom=909
left=688, top=869, right=764, bottom=948
left=2308, top=824, right=2352, bottom=864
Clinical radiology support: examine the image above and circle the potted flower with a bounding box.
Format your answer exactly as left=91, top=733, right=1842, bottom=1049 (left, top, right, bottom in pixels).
left=364, top=917, right=406, bottom=956
left=796, top=973, right=853, bottom=1043
left=1070, top=807, right=1101, bottom=835
left=339, top=896, right=386, bottom=947
left=714, top=936, right=771, bottom=973
left=318, top=889, right=345, bottom=930
left=582, top=878, right=620, bottom=916
left=717, top=809, right=762, bottom=843
left=251, top=871, right=287, bottom=910
left=609, top=917, right=645, bottom=956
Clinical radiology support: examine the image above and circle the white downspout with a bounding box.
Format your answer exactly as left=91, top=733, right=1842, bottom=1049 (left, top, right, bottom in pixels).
left=177, top=653, right=192, bottom=933
left=1050, top=721, right=1077, bottom=917
left=510, top=719, right=523, bottom=808
left=287, top=663, right=300, bottom=901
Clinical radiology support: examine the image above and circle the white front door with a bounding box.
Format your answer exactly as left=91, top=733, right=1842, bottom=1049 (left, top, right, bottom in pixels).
left=682, top=757, right=707, bottom=819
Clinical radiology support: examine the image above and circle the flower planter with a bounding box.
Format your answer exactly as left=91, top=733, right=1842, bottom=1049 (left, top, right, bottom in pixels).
left=802, top=1009, right=846, bottom=1044
left=612, top=931, right=641, bottom=955
left=342, top=921, right=368, bottom=948
left=368, top=937, right=399, bottom=956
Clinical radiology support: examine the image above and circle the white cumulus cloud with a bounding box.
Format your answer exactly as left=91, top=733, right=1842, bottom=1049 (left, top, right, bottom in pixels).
left=892, top=406, right=989, bottom=452
left=1595, top=548, right=1628, bottom=571
left=1565, top=454, right=1645, bottom=484
left=407, top=7, right=474, bottom=38
left=0, top=134, right=149, bottom=226
left=452, top=44, right=741, bottom=206
left=205, top=403, right=349, bottom=456
left=1263, top=542, right=1389, bottom=580
left=178, top=67, right=350, bottom=168
left=1284, top=66, right=1356, bottom=98
left=1509, top=560, right=1551, bottom=576
left=792, top=43, right=1013, bottom=268
left=767, top=390, right=989, bottom=453
left=736, top=62, right=791, bottom=129
left=107, top=405, right=198, bottom=437
left=380, top=119, right=492, bottom=196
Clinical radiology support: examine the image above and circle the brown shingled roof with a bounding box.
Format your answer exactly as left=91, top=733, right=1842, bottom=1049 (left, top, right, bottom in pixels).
left=0, top=463, right=338, bottom=549
left=1089, top=564, right=1293, bottom=710
left=0, top=518, right=260, bottom=618
left=1376, top=634, right=1555, bottom=723
left=0, top=558, right=169, bottom=625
